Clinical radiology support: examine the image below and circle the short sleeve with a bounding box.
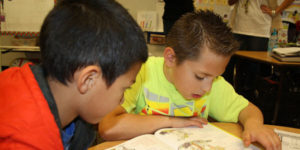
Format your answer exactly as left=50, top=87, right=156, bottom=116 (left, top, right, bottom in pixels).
left=121, top=64, right=145, bottom=113
left=208, top=76, right=249, bottom=122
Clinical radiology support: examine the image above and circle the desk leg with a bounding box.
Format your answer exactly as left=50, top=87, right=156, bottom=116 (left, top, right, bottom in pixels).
left=271, top=67, right=286, bottom=124
left=233, top=59, right=240, bottom=89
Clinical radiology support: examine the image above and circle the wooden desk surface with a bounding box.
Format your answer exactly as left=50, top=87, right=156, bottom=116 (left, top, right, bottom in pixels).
left=235, top=51, right=300, bottom=66
left=89, top=122, right=300, bottom=150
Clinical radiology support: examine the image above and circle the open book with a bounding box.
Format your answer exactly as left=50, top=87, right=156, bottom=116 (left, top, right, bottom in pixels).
left=274, top=129, right=300, bottom=150
left=106, top=123, right=260, bottom=150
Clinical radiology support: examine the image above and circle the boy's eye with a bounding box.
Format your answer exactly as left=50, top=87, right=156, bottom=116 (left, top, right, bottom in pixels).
left=195, top=75, right=205, bottom=80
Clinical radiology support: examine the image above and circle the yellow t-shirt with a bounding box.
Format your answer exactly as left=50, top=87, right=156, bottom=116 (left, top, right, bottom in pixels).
left=122, top=57, right=249, bottom=122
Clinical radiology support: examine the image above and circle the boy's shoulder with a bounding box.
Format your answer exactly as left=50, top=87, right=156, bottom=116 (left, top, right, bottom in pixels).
left=141, top=56, right=164, bottom=71
left=206, top=76, right=237, bottom=99
left=145, top=56, right=164, bottom=64
left=211, top=76, right=231, bottom=89
left=203, top=76, right=232, bottom=97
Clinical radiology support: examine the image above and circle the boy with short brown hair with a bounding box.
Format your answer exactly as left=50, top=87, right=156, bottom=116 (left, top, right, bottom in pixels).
left=99, top=10, right=281, bottom=150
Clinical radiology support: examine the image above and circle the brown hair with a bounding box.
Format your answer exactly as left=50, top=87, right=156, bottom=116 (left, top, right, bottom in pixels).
left=166, top=10, right=239, bottom=65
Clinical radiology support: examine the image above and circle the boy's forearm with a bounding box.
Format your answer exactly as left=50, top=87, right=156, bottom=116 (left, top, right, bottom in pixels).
left=238, top=102, right=264, bottom=128
left=99, top=112, right=172, bottom=140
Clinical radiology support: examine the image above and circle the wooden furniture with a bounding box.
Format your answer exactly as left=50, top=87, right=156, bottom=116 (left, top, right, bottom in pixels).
left=234, top=51, right=300, bottom=124
left=234, top=51, right=300, bottom=66
left=0, top=46, right=40, bottom=71
left=88, top=122, right=300, bottom=150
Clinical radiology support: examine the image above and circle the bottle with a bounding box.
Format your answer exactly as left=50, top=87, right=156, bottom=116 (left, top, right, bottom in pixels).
left=268, top=29, right=278, bottom=56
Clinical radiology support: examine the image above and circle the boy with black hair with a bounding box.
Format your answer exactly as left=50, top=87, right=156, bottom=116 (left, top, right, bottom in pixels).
left=99, top=10, right=281, bottom=150
left=0, top=0, right=148, bottom=149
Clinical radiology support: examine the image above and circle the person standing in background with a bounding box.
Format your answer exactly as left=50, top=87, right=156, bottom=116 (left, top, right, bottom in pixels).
left=228, top=0, right=294, bottom=47
left=163, top=0, right=194, bottom=35
left=223, top=0, right=295, bottom=101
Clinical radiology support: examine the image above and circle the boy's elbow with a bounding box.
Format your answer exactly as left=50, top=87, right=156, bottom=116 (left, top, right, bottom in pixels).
left=98, top=123, right=119, bottom=141
left=98, top=126, right=112, bottom=141
left=98, top=105, right=130, bottom=140
left=98, top=117, right=129, bottom=141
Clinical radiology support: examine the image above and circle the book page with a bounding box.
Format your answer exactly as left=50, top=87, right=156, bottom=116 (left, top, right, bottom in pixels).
left=106, top=134, right=173, bottom=150
left=154, top=123, right=260, bottom=150
left=274, top=129, right=300, bottom=150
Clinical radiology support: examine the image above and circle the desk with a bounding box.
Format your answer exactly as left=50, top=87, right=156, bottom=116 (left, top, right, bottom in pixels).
left=88, top=122, right=300, bottom=150
left=0, top=46, right=40, bottom=71
left=234, top=51, right=300, bottom=66
left=234, top=51, right=300, bottom=124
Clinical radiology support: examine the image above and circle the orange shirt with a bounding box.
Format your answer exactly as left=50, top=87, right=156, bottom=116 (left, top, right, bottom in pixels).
left=0, top=64, right=63, bottom=149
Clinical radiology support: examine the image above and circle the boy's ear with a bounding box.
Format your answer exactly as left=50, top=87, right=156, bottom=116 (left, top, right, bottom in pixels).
left=77, top=65, right=102, bottom=94
left=164, top=47, right=176, bottom=67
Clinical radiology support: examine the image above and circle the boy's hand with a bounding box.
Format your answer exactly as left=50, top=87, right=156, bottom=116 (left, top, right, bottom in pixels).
left=242, top=123, right=281, bottom=150
left=169, top=116, right=208, bottom=128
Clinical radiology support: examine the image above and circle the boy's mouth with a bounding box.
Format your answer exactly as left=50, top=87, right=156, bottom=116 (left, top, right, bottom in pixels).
left=192, top=94, right=202, bottom=99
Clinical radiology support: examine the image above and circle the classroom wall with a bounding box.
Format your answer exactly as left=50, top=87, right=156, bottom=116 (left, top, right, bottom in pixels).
left=116, top=0, right=165, bottom=56
left=0, top=35, right=26, bottom=66
left=116, top=0, right=164, bottom=32
left=0, top=0, right=165, bottom=69
left=116, top=0, right=157, bottom=21
left=0, top=35, right=40, bottom=67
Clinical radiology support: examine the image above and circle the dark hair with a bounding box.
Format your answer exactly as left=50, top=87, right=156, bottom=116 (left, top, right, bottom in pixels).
left=166, top=10, right=239, bottom=64
left=39, top=0, right=148, bottom=86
